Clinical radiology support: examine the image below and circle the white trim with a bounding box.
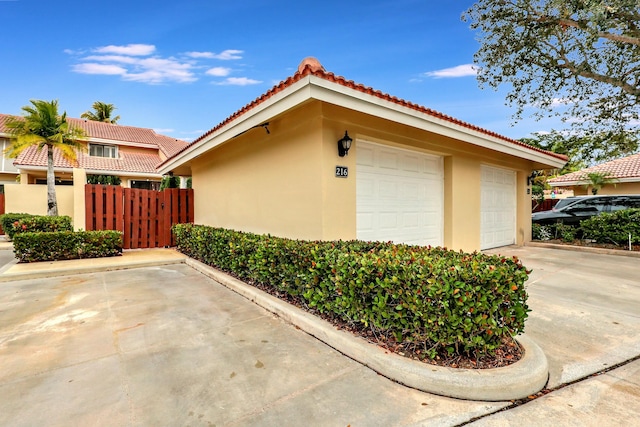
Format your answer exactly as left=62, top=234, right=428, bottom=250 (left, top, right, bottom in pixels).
left=159, top=75, right=566, bottom=173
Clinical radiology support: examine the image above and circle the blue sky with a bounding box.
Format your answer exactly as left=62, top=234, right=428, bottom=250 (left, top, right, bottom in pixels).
left=0, top=0, right=565, bottom=142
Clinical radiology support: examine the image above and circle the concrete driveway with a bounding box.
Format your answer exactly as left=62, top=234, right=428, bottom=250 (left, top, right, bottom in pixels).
left=1, top=246, right=639, bottom=426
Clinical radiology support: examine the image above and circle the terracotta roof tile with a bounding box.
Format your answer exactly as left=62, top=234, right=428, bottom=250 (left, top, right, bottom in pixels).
left=161, top=59, right=567, bottom=166
left=549, top=153, right=640, bottom=183
left=14, top=145, right=162, bottom=174
left=0, top=114, right=188, bottom=158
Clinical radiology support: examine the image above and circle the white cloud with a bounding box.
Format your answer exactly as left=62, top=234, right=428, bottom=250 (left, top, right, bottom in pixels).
left=206, top=67, right=232, bottom=77
left=70, top=44, right=251, bottom=84
left=185, top=51, right=215, bottom=59
left=217, top=77, right=262, bottom=86
left=425, top=64, right=479, bottom=78
left=94, top=44, right=156, bottom=56
left=153, top=128, right=175, bottom=134
left=72, top=63, right=127, bottom=75
left=210, top=49, right=243, bottom=60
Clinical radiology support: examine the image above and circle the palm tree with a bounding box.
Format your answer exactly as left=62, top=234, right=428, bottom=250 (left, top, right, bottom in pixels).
left=81, top=101, right=120, bottom=124
left=5, top=100, right=86, bottom=216
left=585, top=171, right=617, bottom=195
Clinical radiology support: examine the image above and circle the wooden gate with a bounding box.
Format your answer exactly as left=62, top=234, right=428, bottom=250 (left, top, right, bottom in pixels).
left=85, top=184, right=194, bottom=249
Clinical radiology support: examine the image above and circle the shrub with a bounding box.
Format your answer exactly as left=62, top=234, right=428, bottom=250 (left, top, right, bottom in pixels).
left=173, top=224, right=530, bottom=359
left=0, top=213, right=32, bottom=238
left=580, top=208, right=640, bottom=245
left=2, top=215, right=73, bottom=240
left=13, top=230, right=123, bottom=263
left=87, top=174, right=121, bottom=185
left=554, top=223, right=578, bottom=242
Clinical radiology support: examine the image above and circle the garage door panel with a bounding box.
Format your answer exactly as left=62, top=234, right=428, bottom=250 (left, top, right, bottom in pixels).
left=357, top=141, right=443, bottom=246
left=481, top=165, right=516, bottom=250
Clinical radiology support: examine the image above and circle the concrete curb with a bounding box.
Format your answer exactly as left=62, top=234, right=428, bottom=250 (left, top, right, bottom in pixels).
left=526, top=241, right=640, bottom=258
left=0, top=257, right=186, bottom=282
left=186, top=258, right=549, bottom=401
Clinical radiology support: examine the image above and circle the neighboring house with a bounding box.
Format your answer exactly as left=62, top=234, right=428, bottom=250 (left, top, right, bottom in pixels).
left=159, top=58, right=566, bottom=252
left=0, top=114, right=189, bottom=190
left=548, top=153, right=640, bottom=196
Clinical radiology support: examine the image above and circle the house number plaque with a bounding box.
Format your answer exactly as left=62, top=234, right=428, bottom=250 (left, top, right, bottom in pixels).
left=335, top=166, right=348, bottom=178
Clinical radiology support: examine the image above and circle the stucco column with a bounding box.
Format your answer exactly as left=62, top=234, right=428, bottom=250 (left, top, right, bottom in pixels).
left=73, top=168, right=87, bottom=231
left=444, top=156, right=481, bottom=252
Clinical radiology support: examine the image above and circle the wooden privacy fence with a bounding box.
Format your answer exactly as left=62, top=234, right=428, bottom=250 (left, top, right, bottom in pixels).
left=85, top=184, right=194, bottom=249
left=532, top=198, right=560, bottom=213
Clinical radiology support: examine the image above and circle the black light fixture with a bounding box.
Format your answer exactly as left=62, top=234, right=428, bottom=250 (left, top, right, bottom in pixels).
left=527, top=170, right=539, bottom=186
left=337, top=131, right=352, bottom=157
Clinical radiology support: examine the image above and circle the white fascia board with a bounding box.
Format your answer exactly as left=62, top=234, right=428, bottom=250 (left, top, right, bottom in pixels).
left=307, top=76, right=566, bottom=169
left=158, top=77, right=314, bottom=174
left=16, top=165, right=161, bottom=178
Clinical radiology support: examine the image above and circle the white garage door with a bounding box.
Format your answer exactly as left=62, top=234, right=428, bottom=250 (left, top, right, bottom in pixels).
left=481, top=165, right=516, bottom=250
left=356, top=141, right=443, bottom=246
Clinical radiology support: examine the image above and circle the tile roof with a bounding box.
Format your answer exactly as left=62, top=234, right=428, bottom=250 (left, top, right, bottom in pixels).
left=0, top=114, right=188, bottom=158
left=549, top=153, right=640, bottom=184
left=14, top=146, right=162, bottom=174
left=160, top=58, right=567, bottom=166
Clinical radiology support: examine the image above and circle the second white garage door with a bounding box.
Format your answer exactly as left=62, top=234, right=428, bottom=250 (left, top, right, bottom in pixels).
left=356, top=141, right=443, bottom=246
left=480, top=165, right=516, bottom=250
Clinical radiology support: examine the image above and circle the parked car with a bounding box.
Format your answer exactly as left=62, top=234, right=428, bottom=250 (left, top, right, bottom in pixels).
left=532, top=195, right=640, bottom=226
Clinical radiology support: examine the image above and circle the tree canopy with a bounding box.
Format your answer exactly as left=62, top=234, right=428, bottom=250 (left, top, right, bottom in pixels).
left=463, top=0, right=640, bottom=133
left=521, top=130, right=639, bottom=172
left=81, top=101, right=120, bottom=124
left=5, top=100, right=86, bottom=215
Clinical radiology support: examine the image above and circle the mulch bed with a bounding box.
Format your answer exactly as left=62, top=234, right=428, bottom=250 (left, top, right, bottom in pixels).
left=228, top=271, right=523, bottom=370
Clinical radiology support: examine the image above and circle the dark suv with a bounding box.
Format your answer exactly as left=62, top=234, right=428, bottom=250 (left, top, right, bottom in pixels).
left=532, top=195, right=640, bottom=226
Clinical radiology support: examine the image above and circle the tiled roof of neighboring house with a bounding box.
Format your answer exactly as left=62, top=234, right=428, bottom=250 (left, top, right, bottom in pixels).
left=0, top=114, right=189, bottom=159
left=14, top=146, right=162, bottom=174
left=160, top=57, right=567, bottom=167
left=549, top=153, right=640, bottom=184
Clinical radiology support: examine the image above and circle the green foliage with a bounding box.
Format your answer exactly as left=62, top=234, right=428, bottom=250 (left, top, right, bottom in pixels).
left=160, top=175, right=180, bottom=190
left=585, top=171, right=618, bottom=195
left=13, top=230, right=122, bottom=263
left=87, top=174, right=122, bottom=185
left=531, top=184, right=545, bottom=204
left=554, top=223, right=578, bottom=242
left=0, top=213, right=32, bottom=237
left=0, top=213, right=73, bottom=239
left=81, top=101, right=120, bottom=124
left=186, top=177, right=192, bottom=189
left=581, top=209, right=640, bottom=245
left=464, top=1, right=640, bottom=134
left=173, top=224, right=531, bottom=359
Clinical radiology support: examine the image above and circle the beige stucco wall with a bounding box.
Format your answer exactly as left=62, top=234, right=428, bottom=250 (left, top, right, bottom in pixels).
left=190, top=102, right=326, bottom=240
left=186, top=101, right=541, bottom=251
left=5, top=183, right=75, bottom=219
left=569, top=182, right=640, bottom=196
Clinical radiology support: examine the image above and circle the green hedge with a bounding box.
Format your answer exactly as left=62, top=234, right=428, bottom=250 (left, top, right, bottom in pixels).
left=13, top=230, right=123, bottom=263
left=173, top=224, right=530, bottom=358
left=0, top=213, right=73, bottom=240
left=580, top=208, right=640, bottom=245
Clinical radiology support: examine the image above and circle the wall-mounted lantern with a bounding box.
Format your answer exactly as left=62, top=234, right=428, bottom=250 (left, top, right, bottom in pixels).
left=337, top=131, right=352, bottom=157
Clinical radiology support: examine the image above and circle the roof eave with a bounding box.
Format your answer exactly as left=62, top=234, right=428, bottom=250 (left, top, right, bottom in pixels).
left=159, top=74, right=567, bottom=173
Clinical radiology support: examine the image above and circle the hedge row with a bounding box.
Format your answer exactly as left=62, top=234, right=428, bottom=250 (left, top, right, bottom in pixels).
left=0, top=213, right=73, bottom=240
left=173, top=224, right=530, bottom=358
left=581, top=209, right=640, bottom=245
left=13, top=230, right=123, bottom=263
